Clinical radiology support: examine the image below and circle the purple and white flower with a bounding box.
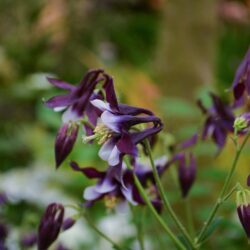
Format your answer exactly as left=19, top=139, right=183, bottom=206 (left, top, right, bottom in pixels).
left=70, top=157, right=167, bottom=212
left=45, top=69, right=104, bottom=168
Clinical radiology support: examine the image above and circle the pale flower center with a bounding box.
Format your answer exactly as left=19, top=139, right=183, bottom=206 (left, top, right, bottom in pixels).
left=82, top=123, right=114, bottom=145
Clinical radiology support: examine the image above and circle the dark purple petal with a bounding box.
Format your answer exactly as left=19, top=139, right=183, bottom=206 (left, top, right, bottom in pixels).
left=118, top=104, right=153, bottom=116
left=70, top=161, right=105, bottom=179
left=38, top=203, right=64, bottom=250
left=237, top=204, right=250, bottom=238
left=62, top=218, right=75, bottom=231
left=247, top=175, right=250, bottom=187
left=178, top=153, right=196, bottom=198
left=47, top=77, right=75, bottom=91
left=55, top=124, right=79, bottom=168
left=0, top=223, right=8, bottom=242
left=116, top=132, right=137, bottom=156
left=234, top=83, right=245, bottom=100
left=177, top=133, right=198, bottom=151
left=212, top=126, right=227, bottom=150
left=45, top=94, right=73, bottom=109
left=20, top=233, right=37, bottom=247
left=103, top=74, right=119, bottom=111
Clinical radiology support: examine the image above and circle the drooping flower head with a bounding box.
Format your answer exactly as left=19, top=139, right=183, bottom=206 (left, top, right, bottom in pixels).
left=38, top=203, right=65, bottom=250
left=83, top=73, right=163, bottom=166
left=197, top=93, right=235, bottom=150
left=45, top=69, right=104, bottom=168
left=236, top=189, right=250, bottom=239
left=231, top=47, right=250, bottom=107
left=70, top=157, right=167, bottom=212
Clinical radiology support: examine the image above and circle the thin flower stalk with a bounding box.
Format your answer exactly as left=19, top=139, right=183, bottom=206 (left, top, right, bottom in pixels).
left=196, top=130, right=250, bottom=244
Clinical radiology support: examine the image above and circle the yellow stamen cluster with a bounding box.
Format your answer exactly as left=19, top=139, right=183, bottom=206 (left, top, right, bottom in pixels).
left=104, top=195, right=118, bottom=209
left=82, top=123, right=113, bottom=145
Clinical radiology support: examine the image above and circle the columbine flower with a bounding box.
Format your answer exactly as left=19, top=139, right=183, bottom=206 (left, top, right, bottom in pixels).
left=231, top=47, right=250, bottom=107
left=177, top=153, right=196, bottom=198
left=84, top=84, right=163, bottom=166
left=45, top=69, right=104, bottom=168
left=197, top=93, right=235, bottom=150
left=38, top=203, right=65, bottom=250
left=70, top=158, right=167, bottom=212
left=236, top=189, right=250, bottom=239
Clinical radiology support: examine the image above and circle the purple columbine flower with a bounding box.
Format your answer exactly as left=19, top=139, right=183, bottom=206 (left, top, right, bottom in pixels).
left=70, top=157, right=167, bottom=212
left=37, top=203, right=65, bottom=250
left=83, top=75, right=163, bottom=166
left=231, top=47, right=250, bottom=107
left=177, top=153, right=196, bottom=198
left=237, top=204, right=250, bottom=239
left=197, top=93, right=235, bottom=150
left=45, top=69, right=104, bottom=168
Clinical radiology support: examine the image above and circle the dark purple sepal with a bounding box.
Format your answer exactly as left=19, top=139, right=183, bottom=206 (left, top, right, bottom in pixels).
left=55, top=124, right=79, bottom=168
left=38, top=203, right=64, bottom=250
left=62, top=218, right=75, bottom=231
left=247, top=175, right=250, bottom=187
left=178, top=153, right=196, bottom=198
left=46, top=77, right=75, bottom=91
left=70, top=161, right=105, bottom=179
left=237, top=204, right=250, bottom=238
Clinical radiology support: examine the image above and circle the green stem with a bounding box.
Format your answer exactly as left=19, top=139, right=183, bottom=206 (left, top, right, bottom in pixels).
left=144, top=140, right=196, bottom=249
left=196, top=131, right=250, bottom=244
left=131, top=206, right=145, bottom=250
left=185, top=198, right=195, bottom=237
left=125, top=158, right=186, bottom=250
left=84, top=213, right=128, bottom=250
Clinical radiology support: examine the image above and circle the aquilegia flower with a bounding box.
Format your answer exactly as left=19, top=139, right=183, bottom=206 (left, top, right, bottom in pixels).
left=38, top=203, right=65, bottom=250
left=177, top=153, right=196, bottom=198
left=70, top=157, right=167, bottom=212
left=236, top=189, right=250, bottom=239
left=45, top=69, right=104, bottom=168
left=197, top=93, right=235, bottom=150
left=231, top=47, right=250, bottom=107
left=83, top=75, right=163, bottom=166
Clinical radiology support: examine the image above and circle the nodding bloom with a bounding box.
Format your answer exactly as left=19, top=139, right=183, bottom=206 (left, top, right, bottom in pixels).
left=231, top=47, right=250, bottom=107
left=177, top=153, right=196, bottom=198
left=70, top=157, right=167, bottom=212
left=45, top=69, right=104, bottom=168
left=197, top=93, right=235, bottom=150
left=38, top=203, right=65, bottom=250
left=236, top=189, right=250, bottom=239
left=83, top=74, right=163, bottom=166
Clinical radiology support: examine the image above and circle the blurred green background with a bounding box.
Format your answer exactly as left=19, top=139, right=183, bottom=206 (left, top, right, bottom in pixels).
left=0, top=0, right=250, bottom=249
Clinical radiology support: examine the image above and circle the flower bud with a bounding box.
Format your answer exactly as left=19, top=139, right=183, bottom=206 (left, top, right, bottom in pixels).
left=38, top=203, right=64, bottom=250
left=236, top=189, right=250, bottom=239
left=234, top=113, right=250, bottom=132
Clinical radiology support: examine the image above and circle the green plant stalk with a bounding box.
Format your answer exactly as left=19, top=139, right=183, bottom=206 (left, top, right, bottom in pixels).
left=144, top=140, right=196, bottom=249
left=131, top=205, right=145, bottom=250
left=83, top=213, right=129, bottom=250
left=125, top=158, right=186, bottom=250
left=196, top=131, right=250, bottom=244
left=185, top=197, right=195, bottom=237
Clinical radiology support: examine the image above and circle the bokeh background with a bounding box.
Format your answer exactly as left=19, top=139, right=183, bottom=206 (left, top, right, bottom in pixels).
left=0, top=0, right=250, bottom=249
